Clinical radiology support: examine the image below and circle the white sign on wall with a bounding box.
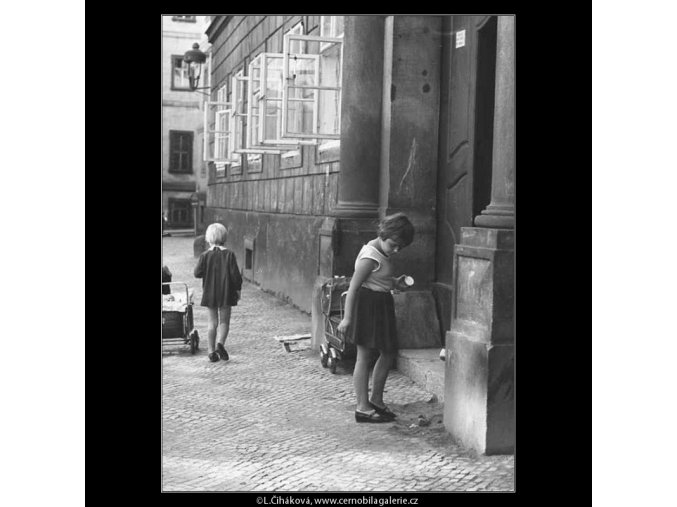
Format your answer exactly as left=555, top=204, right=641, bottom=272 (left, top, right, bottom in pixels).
left=456, top=30, right=466, bottom=48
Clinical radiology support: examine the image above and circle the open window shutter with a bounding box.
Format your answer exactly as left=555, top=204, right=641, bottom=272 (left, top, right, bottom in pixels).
left=282, top=34, right=343, bottom=140
left=203, top=101, right=232, bottom=162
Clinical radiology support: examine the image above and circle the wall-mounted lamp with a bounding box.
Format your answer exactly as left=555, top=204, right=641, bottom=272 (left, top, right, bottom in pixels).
left=183, top=43, right=208, bottom=91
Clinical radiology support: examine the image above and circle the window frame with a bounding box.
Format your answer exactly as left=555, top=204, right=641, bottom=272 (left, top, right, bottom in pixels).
left=281, top=33, right=343, bottom=140
left=202, top=100, right=233, bottom=164
left=317, top=16, right=344, bottom=155
left=242, top=53, right=290, bottom=154
left=170, top=54, right=192, bottom=91
left=243, top=52, right=318, bottom=150
left=168, top=130, right=194, bottom=174
left=230, top=70, right=258, bottom=156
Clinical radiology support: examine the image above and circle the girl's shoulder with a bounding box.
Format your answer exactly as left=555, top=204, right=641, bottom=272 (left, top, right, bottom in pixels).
left=361, top=241, right=386, bottom=258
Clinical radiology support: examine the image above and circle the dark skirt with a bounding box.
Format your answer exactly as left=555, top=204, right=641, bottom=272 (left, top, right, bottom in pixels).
left=353, top=287, right=398, bottom=352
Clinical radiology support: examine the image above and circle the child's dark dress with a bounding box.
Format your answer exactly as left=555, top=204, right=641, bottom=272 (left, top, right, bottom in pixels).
left=352, top=244, right=398, bottom=353
left=194, top=246, right=243, bottom=308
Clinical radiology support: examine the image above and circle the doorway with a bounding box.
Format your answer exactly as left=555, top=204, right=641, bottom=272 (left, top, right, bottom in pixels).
left=433, top=15, right=497, bottom=334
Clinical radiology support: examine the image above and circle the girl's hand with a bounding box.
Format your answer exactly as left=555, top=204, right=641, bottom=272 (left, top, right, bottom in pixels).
left=394, top=274, right=407, bottom=290
left=337, top=318, right=351, bottom=335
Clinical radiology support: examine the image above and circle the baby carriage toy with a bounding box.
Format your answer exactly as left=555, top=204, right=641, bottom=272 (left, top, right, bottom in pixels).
left=162, top=282, right=200, bottom=353
left=319, top=276, right=356, bottom=373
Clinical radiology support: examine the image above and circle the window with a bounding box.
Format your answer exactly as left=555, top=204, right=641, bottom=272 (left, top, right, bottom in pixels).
left=244, top=52, right=318, bottom=151
left=318, top=17, right=344, bottom=154
left=242, top=53, right=288, bottom=153
left=281, top=32, right=343, bottom=139
left=172, top=15, right=196, bottom=22
left=212, top=30, right=343, bottom=156
left=229, top=70, right=249, bottom=158
left=202, top=89, right=231, bottom=170
left=168, top=198, right=192, bottom=227
left=169, top=131, right=193, bottom=173
left=171, top=55, right=191, bottom=91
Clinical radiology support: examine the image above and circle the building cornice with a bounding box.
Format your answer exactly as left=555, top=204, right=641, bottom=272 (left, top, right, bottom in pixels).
left=163, top=181, right=198, bottom=192
left=162, top=99, right=201, bottom=108
left=162, top=30, right=204, bottom=39
left=205, top=15, right=232, bottom=43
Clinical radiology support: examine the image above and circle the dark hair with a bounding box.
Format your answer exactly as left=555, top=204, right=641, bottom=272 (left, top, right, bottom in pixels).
left=377, top=213, right=415, bottom=247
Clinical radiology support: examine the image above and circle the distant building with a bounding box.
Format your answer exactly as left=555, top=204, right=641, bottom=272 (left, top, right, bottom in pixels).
left=162, top=15, right=211, bottom=230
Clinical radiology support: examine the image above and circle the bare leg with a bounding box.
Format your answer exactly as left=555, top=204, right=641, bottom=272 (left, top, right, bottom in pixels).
left=370, top=349, right=396, bottom=407
left=206, top=307, right=218, bottom=353
left=217, top=306, right=232, bottom=345
left=354, top=345, right=375, bottom=412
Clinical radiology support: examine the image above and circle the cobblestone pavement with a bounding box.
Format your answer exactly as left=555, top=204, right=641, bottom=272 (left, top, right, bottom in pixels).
left=162, top=236, right=514, bottom=492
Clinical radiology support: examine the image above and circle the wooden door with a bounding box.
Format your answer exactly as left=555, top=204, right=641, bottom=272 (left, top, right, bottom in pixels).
left=434, top=15, right=497, bottom=332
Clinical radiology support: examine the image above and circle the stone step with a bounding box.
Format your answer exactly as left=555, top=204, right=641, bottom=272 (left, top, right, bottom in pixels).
left=396, top=348, right=446, bottom=403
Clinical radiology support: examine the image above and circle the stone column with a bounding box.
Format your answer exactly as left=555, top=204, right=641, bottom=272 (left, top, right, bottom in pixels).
left=334, top=15, right=384, bottom=219
left=474, top=16, right=515, bottom=229
left=443, top=16, right=515, bottom=455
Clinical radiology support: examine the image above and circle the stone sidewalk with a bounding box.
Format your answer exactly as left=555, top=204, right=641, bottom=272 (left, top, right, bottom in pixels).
left=162, top=236, right=514, bottom=492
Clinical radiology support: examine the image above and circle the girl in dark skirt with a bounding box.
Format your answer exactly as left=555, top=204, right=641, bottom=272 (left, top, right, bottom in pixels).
left=338, top=213, right=415, bottom=423
left=194, top=223, right=243, bottom=363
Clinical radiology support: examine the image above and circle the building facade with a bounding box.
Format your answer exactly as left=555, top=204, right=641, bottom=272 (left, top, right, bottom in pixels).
left=162, top=15, right=211, bottom=230
left=203, top=15, right=514, bottom=454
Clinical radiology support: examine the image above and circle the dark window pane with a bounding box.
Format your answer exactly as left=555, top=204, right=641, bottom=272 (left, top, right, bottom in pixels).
left=170, top=152, right=179, bottom=171
left=169, top=131, right=193, bottom=172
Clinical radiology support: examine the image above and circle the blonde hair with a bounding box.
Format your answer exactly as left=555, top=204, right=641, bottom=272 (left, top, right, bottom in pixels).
left=205, top=223, right=227, bottom=246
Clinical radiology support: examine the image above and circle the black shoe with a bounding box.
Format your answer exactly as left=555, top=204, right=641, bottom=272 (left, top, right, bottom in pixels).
left=216, top=343, right=229, bottom=361
left=355, top=409, right=391, bottom=423
left=208, top=352, right=220, bottom=362
left=370, top=402, right=396, bottom=420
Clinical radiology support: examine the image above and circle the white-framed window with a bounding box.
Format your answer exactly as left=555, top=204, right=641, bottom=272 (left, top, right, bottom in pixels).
left=236, top=29, right=343, bottom=152
left=202, top=93, right=232, bottom=164
left=229, top=69, right=249, bottom=159
left=281, top=33, right=343, bottom=139
left=318, top=17, right=344, bottom=151
left=244, top=52, right=306, bottom=153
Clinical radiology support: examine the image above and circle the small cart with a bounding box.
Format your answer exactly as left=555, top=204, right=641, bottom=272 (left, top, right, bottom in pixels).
left=162, top=282, right=200, bottom=354
left=319, top=276, right=355, bottom=373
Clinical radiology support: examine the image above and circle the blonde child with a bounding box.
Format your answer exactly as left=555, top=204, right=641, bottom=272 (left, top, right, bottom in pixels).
left=337, top=213, right=415, bottom=423
left=194, top=223, right=243, bottom=362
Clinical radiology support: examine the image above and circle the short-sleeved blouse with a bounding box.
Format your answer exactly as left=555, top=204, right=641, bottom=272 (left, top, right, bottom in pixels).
left=355, top=244, right=394, bottom=293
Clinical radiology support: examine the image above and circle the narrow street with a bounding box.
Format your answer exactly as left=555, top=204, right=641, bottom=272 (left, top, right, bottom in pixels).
left=162, top=235, right=514, bottom=492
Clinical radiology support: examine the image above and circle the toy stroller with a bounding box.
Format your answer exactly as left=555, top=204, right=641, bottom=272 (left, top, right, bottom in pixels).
left=162, top=282, right=200, bottom=353
left=319, top=276, right=356, bottom=373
